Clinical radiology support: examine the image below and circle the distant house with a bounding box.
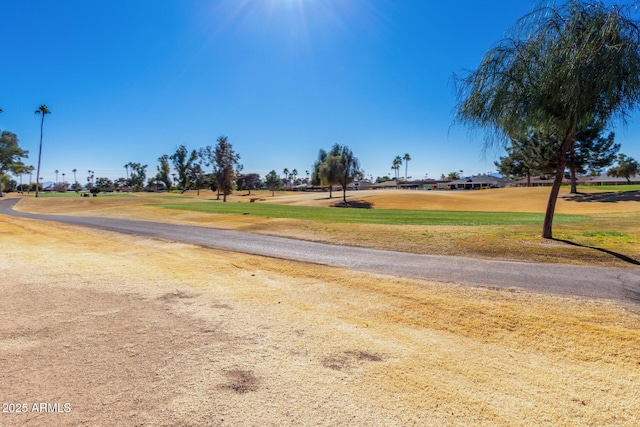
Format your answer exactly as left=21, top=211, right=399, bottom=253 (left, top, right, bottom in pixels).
left=369, top=179, right=451, bottom=190
left=585, top=174, right=640, bottom=185
left=448, top=175, right=512, bottom=190
left=371, top=180, right=400, bottom=189
left=397, top=179, right=438, bottom=190
left=512, top=175, right=590, bottom=187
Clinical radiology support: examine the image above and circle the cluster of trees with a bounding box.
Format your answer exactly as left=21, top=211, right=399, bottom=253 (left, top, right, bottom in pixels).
left=112, top=135, right=244, bottom=201
left=0, top=130, right=29, bottom=197
left=391, top=154, right=411, bottom=181
left=0, top=104, right=52, bottom=197
left=494, top=119, right=626, bottom=192
left=311, top=144, right=364, bottom=202
left=455, top=0, right=640, bottom=238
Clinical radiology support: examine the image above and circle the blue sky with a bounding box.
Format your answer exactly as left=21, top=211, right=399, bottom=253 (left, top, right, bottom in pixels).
left=2, top=0, right=639, bottom=184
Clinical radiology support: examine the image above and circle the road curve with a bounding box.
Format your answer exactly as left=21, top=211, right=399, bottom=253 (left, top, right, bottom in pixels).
left=1, top=198, right=639, bottom=310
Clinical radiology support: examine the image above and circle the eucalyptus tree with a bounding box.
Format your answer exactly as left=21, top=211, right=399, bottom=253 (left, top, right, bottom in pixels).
left=455, top=1, right=640, bottom=238
left=186, top=161, right=207, bottom=195
left=265, top=170, right=281, bottom=196
left=0, top=131, right=28, bottom=197
left=156, top=154, right=172, bottom=190
left=170, top=144, right=198, bottom=190
left=34, top=104, right=51, bottom=198
left=200, top=135, right=241, bottom=202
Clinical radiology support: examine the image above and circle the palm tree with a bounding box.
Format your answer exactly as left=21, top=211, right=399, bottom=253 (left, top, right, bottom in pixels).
left=72, top=168, right=77, bottom=183
left=403, top=153, right=411, bottom=181
left=55, top=169, right=59, bottom=184
left=291, top=169, right=298, bottom=189
left=62, top=172, right=66, bottom=184
left=282, top=168, right=289, bottom=189
left=34, top=105, right=51, bottom=198
left=392, top=156, right=402, bottom=181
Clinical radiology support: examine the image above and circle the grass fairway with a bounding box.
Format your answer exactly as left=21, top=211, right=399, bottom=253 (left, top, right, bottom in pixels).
left=11, top=187, right=640, bottom=267
left=155, top=201, right=589, bottom=226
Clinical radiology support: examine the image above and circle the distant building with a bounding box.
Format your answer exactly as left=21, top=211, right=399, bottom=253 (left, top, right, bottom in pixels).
left=585, top=174, right=640, bottom=185
left=447, top=175, right=512, bottom=190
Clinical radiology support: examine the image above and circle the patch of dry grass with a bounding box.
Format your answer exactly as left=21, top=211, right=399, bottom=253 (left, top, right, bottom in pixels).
left=1, top=212, right=639, bottom=425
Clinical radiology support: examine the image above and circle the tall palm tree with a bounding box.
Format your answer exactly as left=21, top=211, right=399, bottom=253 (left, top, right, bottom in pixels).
left=55, top=169, right=59, bottom=184
left=34, top=104, right=51, bottom=198
left=392, top=156, right=402, bottom=181
left=72, top=168, right=77, bottom=183
left=403, top=153, right=411, bottom=181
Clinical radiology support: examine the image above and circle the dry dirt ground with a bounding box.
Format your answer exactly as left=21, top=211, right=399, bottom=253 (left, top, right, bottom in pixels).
left=1, top=190, right=640, bottom=426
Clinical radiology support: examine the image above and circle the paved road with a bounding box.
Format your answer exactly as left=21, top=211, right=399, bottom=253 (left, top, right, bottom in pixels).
left=2, top=198, right=639, bottom=310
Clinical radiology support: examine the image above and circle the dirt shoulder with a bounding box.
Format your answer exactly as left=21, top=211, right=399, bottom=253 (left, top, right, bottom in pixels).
left=1, top=213, right=639, bottom=426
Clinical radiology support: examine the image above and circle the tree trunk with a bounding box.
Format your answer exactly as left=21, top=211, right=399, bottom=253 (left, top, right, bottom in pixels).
left=35, top=115, right=44, bottom=198
left=569, top=146, right=577, bottom=194
left=542, top=134, right=574, bottom=239
left=527, top=172, right=531, bottom=187
left=343, top=186, right=347, bottom=203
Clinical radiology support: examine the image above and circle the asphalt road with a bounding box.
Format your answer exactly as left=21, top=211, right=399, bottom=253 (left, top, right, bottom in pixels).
left=2, top=198, right=639, bottom=310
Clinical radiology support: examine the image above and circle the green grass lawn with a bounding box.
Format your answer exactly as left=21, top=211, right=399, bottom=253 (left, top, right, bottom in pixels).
left=154, top=202, right=589, bottom=226
left=575, top=184, right=640, bottom=191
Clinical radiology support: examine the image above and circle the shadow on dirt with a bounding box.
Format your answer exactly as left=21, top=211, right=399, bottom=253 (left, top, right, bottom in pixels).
left=553, top=238, right=640, bottom=266
left=562, top=191, right=640, bottom=203
left=332, top=200, right=374, bottom=209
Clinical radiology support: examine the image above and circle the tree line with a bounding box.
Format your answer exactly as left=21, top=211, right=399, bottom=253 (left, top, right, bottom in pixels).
left=0, top=109, right=368, bottom=200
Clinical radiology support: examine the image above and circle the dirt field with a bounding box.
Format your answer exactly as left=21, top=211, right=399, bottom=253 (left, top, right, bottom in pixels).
left=1, top=190, right=640, bottom=426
